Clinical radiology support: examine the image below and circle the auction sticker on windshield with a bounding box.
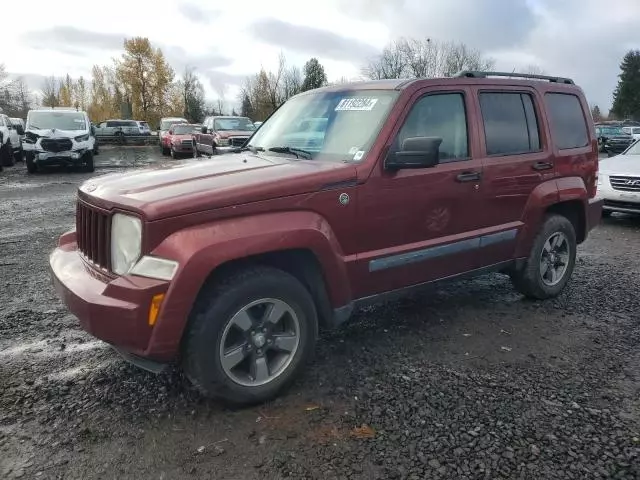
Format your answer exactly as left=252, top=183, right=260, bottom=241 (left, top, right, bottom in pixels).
left=335, top=98, right=378, bottom=111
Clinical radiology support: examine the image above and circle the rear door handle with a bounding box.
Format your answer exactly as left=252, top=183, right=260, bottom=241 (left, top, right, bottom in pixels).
left=456, top=171, right=481, bottom=182
left=532, top=161, right=553, bottom=171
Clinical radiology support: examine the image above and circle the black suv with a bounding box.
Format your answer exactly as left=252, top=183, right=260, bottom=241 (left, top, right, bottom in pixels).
left=595, top=124, right=634, bottom=156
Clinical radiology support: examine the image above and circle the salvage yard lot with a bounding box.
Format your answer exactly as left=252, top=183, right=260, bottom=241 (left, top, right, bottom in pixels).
left=0, top=148, right=639, bottom=480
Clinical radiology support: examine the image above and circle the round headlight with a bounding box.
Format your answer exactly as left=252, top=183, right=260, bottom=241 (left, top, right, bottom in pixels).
left=110, top=213, right=142, bottom=275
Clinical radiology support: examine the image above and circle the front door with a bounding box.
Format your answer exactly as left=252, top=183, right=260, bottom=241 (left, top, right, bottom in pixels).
left=353, top=87, right=488, bottom=298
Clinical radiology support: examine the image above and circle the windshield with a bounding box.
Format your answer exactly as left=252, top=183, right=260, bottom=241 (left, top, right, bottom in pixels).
left=247, top=89, right=399, bottom=162
left=600, top=127, right=626, bottom=135
left=214, top=117, right=255, bottom=131
left=172, top=125, right=194, bottom=134
left=160, top=119, right=187, bottom=130
left=27, top=111, right=86, bottom=130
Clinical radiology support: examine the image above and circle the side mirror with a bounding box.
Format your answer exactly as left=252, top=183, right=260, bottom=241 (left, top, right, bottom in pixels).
left=201, top=126, right=208, bottom=134
left=168, top=130, right=173, bottom=135
left=6, top=124, right=12, bottom=130
left=385, top=136, right=442, bottom=170
left=16, top=125, right=25, bottom=135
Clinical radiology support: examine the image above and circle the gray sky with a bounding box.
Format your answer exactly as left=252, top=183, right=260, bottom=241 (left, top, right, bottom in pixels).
left=5, top=0, right=640, bottom=111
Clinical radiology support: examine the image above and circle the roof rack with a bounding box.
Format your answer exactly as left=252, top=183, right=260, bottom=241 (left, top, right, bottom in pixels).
left=454, top=71, right=575, bottom=85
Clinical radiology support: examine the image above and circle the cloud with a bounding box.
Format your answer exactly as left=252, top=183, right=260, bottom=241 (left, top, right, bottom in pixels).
left=161, top=45, right=233, bottom=77
left=20, top=26, right=125, bottom=55
left=251, top=19, right=379, bottom=63
left=178, top=3, right=219, bottom=24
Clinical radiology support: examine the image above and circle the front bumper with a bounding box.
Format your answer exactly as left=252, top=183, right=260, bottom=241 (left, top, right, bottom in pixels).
left=49, top=232, right=172, bottom=362
left=596, top=179, right=640, bottom=214
left=171, top=143, right=195, bottom=153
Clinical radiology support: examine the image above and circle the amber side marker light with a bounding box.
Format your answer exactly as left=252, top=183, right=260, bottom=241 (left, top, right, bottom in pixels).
left=148, top=293, right=165, bottom=326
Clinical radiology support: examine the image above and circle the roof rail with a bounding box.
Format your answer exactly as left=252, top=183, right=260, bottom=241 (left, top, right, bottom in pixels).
left=454, top=71, right=575, bottom=85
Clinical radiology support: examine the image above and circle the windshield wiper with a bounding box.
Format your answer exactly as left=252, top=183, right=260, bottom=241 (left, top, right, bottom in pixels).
left=267, top=146, right=312, bottom=159
left=29, top=125, right=41, bottom=130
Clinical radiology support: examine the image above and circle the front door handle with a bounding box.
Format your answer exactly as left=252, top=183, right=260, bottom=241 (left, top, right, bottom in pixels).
left=532, top=161, right=554, bottom=171
left=456, top=171, right=481, bottom=182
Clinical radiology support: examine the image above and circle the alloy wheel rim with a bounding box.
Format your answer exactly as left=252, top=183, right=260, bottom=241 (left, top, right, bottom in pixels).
left=219, top=298, right=300, bottom=387
left=539, top=231, right=570, bottom=286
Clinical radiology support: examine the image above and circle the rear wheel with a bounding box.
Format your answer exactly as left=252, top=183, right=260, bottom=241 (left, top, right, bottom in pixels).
left=26, top=152, right=37, bottom=173
left=14, top=144, right=24, bottom=163
left=183, top=266, right=318, bottom=405
left=510, top=214, right=577, bottom=300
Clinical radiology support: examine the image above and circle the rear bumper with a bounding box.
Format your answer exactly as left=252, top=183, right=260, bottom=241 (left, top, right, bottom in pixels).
left=49, top=233, right=173, bottom=361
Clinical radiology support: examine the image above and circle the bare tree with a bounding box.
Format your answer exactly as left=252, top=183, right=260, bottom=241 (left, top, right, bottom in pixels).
left=519, top=64, right=547, bottom=76
left=362, top=37, right=495, bottom=80
left=281, top=64, right=302, bottom=100
left=41, top=76, right=60, bottom=107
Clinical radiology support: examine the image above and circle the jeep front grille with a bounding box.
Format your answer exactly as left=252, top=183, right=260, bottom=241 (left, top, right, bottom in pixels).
left=76, top=201, right=110, bottom=270
left=609, top=176, right=640, bottom=192
left=181, top=139, right=194, bottom=146
left=41, top=138, right=73, bottom=153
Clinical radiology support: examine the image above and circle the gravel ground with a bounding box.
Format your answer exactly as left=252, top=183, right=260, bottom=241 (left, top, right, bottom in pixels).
left=1, top=148, right=639, bottom=479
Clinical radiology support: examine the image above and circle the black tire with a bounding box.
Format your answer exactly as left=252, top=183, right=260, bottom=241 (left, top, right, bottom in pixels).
left=115, top=131, right=125, bottom=145
left=1, top=142, right=15, bottom=166
left=183, top=266, right=318, bottom=405
left=607, top=150, right=614, bottom=158
left=170, top=147, right=177, bottom=159
left=602, top=210, right=612, bottom=218
left=26, top=152, right=37, bottom=173
left=83, top=151, right=94, bottom=173
left=93, top=140, right=99, bottom=156
left=510, top=214, right=577, bottom=300
left=162, top=145, right=170, bottom=156
left=14, top=145, right=24, bottom=163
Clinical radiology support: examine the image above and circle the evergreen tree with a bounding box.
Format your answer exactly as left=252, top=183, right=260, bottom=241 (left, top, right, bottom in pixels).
left=611, top=50, right=640, bottom=121
left=591, top=105, right=603, bottom=122
left=240, top=93, right=254, bottom=118
left=301, top=58, right=328, bottom=92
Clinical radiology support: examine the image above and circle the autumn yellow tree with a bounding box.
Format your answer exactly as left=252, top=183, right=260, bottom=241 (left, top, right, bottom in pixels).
left=88, top=65, right=118, bottom=122
left=58, top=74, right=74, bottom=107
left=115, top=37, right=174, bottom=123
left=74, top=76, right=89, bottom=111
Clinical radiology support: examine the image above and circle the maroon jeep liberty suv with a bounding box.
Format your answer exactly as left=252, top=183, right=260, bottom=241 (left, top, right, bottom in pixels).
left=50, top=71, right=603, bottom=404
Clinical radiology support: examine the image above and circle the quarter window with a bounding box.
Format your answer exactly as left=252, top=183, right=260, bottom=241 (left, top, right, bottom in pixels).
left=544, top=93, right=589, bottom=150
left=395, top=93, right=469, bottom=162
left=480, top=92, right=541, bottom=156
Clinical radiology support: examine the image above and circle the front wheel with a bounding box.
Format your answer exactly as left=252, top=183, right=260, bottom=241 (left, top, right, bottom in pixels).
left=1, top=142, right=15, bottom=166
left=14, top=145, right=24, bottom=163
left=510, top=214, right=577, bottom=300
left=183, top=267, right=318, bottom=405
left=83, top=151, right=94, bottom=173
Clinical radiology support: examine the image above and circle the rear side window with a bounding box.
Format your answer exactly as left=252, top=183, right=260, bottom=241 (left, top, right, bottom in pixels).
left=544, top=93, right=589, bottom=149
left=479, top=92, right=541, bottom=156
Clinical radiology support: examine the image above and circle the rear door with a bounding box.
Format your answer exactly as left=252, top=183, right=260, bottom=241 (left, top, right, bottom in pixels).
left=472, top=87, right=550, bottom=265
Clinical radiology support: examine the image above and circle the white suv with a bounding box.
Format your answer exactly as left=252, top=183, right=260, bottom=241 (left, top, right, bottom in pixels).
left=597, top=139, right=640, bottom=216
left=0, top=113, right=23, bottom=168
left=23, top=108, right=96, bottom=174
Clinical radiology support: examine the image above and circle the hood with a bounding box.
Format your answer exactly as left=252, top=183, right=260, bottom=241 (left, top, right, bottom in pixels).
left=78, top=153, right=356, bottom=220
left=170, top=133, right=194, bottom=140
left=216, top=130, right=254, bottom=138
left=605, top=135, right=633, bottom=141
left=28, top=128, right=86, bottom=138
left=599, top=154, right=640, bottom=176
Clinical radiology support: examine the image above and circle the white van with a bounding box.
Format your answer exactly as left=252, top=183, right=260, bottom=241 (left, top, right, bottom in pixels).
left=622, top=126, right=640, bottom=141
left=23, top=107, right=96, bottom=173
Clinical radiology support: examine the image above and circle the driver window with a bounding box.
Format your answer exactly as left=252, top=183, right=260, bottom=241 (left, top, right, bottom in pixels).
left=395, top=92, right=469, bottom=162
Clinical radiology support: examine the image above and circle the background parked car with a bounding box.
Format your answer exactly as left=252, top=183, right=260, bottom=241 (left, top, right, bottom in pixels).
left=597, top=139, right=640, bottom=216
left=158, top=116, right=188, bottom=155
left=164, top=123, right=199, bottom=159
left=622, top=126, right=640, bottom=140
left=0, top=113, right=23, bottom=167
left=10, top=118, right=26, bottom=140
left=94, top=119, right=140, bottom=144
left=136, top=120, right=151, bottom=135
left=194, top=115, right=256, bottom=155
left=595, top=124, right=634, bottom=156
